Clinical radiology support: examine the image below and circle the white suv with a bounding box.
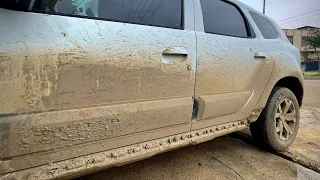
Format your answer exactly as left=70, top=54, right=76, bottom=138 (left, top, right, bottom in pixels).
left=0, top=0, right=303, bottom=179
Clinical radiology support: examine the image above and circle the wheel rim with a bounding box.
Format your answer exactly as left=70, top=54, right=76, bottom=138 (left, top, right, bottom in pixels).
left=275, top=98, right=297, bottom=141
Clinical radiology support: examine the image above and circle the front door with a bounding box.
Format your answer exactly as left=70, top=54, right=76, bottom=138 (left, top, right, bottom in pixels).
left=0, top=0, right=196, bottom=160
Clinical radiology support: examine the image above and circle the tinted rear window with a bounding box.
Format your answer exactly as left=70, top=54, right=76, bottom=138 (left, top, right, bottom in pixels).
left=0, top=0, right=183, bottom=29
left=250, top=12, right=278, bottom=39
left=200, top=0, right=249, bottom=38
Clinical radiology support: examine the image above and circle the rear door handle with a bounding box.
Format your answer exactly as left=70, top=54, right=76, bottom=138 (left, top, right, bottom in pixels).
left=161, top=47, right=188, bottom=64
left=254, top=52, right=268, bottom=59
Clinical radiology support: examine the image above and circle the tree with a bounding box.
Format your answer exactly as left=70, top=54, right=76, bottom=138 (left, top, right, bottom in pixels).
left=304, top=30, right=320, bottom=72
left=301, top=51, right=309, bottom=61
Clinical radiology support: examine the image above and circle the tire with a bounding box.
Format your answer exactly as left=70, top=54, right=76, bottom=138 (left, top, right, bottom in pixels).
left=250, top=87, right=300, bottom=151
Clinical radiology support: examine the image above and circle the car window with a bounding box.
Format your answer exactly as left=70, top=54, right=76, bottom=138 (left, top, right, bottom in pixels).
left=287, top=36, right=293, bottom=44
left=250, top=12, right=278, bottom=39
left=200, top=0, right=249, bottom=38
left=0, top=0, right=32, bottom=10
left=4, top=0, right=182, bottom=29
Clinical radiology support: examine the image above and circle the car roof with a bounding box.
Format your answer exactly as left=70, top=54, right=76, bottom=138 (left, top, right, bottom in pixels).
left=229, top=0, right=276, bottom=23
left=228, top=0, right=262, bottom=14
left=227, top=0, right=287, bottom=41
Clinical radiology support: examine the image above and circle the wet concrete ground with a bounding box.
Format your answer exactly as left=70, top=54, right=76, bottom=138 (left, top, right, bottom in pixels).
left=76, top=80, right=320, bottom=180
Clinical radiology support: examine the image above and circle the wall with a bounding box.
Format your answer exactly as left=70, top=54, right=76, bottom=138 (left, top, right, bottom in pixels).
left=283, top=29, right=320, bottom=61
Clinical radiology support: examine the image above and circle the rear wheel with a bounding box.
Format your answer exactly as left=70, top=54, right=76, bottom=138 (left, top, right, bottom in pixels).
left=250, top=87, right=300, bottom=151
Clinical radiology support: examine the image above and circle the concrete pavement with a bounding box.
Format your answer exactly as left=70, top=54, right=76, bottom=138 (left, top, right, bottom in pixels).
left=237, top=107, right=320, bottom=174
left=303, top=80, right=320, bottom=108
left=279, top=107, right=320, bottom=173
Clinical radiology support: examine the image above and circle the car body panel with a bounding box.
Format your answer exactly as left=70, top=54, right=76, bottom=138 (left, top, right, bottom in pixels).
left=234, top=0, right=304, bottom=110
left=0, top=8, right=196, bottom=115
left=2, top=120, right=249, bottom=179
left=0, top=0, right=196, bottom=172
left=0, top=97, right=193, bottom=158
left=191, top=0, right=275, bottom=130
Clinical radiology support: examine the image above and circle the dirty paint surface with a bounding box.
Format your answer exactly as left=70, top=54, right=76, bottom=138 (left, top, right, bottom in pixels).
left=0, top=120, right=248, bottom=179
left=0, top=0, right=305, bottom=178
left=0, top=9, right=196, bottom=114
left=194, top=31, right=275, bottom=124
left=0, top=6, right=196, bottom=163
left=194, top=31, right=302, bottom=130
left=0, top=97, right=192, bottom=158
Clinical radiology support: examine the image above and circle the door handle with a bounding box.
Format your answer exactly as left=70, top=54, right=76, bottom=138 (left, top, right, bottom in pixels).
left=162, top=47, right=188, bottom=55
left=161, top=47, right=188, bottom=64
left=254, top=52, right=267, bottom=59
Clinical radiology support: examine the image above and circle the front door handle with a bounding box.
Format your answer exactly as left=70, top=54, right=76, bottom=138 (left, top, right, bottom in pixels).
left=254, top=52, right=268, bottom=59
left=162, top=47, right=188, bottom=55
left=161, top=47, right=188, bottom=64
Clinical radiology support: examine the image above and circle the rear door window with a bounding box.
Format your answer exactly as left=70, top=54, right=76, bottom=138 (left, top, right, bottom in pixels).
left=250, top=12, right=278, bottom=39
left=200, top=0, right=249, bottom=38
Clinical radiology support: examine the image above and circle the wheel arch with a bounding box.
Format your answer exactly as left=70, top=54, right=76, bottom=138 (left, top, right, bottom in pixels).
left=255, top=75, right=304, bottom=111
left=273, top=76, right=304, bottom=107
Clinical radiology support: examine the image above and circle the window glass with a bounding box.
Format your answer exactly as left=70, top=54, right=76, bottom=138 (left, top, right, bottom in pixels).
left=27, top=0, right=182, bottom=29
left=200, top=0, right=248, bottom=38
left=287, top=36, right=293, bottom=44
left=0, top=0, right=32, bottom=10
left=250, top=12, right=278, bottom=39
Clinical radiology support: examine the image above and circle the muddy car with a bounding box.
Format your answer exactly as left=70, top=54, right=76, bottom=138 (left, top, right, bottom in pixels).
left=0, top=0, right=304, bottom=179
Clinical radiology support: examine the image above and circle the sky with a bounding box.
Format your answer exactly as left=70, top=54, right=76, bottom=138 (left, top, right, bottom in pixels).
left=237, top=0, right=320, bottom=29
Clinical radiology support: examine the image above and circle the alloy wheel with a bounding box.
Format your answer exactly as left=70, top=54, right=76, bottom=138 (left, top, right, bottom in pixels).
left=275, top=98, right=297, bottom=141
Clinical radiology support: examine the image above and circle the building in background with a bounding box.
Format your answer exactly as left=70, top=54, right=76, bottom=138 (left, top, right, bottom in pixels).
left=283, top=26, right=320, bottom=62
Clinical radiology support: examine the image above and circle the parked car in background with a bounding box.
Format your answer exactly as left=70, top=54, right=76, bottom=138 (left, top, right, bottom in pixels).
left=0, top=0, right=303, bottom=179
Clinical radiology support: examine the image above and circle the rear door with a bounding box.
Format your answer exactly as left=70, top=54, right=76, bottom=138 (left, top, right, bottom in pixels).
left=0, top=0, right=196, bottom=164
left=191, top=0, right=274, bottom=130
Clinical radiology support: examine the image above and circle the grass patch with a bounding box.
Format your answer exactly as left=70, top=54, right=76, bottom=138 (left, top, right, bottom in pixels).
left=304, top=74, right=320, bottom=80
left=310, top=73, right=320, bottom=76
left=305, top=70, right=319, bottom=73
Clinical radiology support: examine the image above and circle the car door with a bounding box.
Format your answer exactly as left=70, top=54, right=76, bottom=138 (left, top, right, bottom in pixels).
left=191, top=0, right=274, bottom=130
left=0, top=0, right=196, bottom=167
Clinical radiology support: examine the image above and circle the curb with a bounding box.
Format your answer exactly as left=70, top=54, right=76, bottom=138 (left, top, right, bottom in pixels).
left=230, top=132, right=320, bottom=174
left=274, top=150, right=320, bottom=174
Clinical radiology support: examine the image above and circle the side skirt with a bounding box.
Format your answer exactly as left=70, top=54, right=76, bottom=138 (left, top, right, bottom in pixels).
left=1, top=120, right=248, bottom=180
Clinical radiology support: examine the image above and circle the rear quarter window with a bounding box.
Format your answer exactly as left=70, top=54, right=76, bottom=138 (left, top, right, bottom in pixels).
left=250, top=12, right=278, bottom=39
